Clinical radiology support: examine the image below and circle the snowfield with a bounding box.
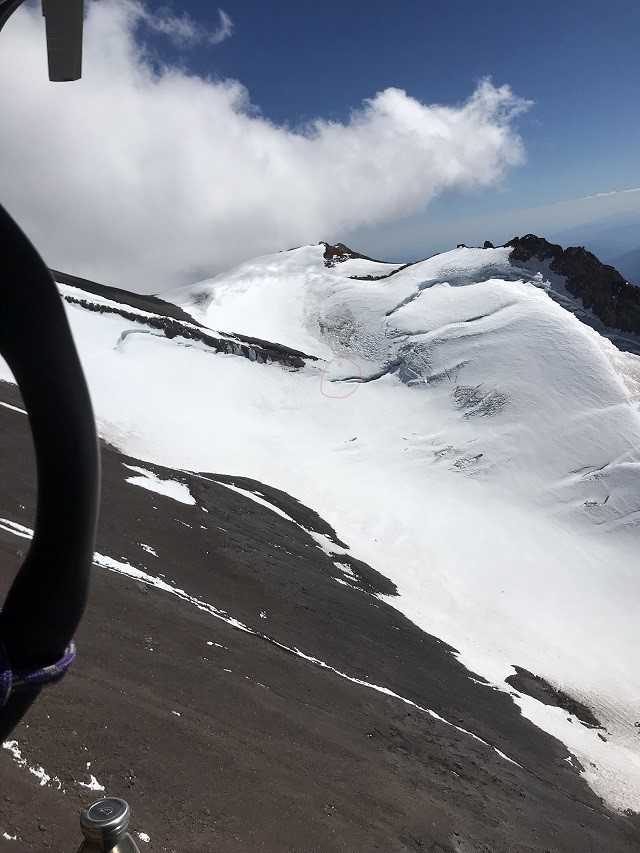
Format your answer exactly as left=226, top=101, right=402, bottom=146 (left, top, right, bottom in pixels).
left=3, top=242, right=640, bottom=812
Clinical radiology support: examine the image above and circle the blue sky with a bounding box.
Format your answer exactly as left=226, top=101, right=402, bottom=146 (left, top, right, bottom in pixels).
left=0, top=0, right=638, bottom=288
left=161, top=0, right=639, bottom=209
left=129, top=0, right=640, bottom=264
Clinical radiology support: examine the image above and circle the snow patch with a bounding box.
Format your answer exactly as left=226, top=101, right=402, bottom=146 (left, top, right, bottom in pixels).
left=0, top=400, right=26, bottom=415
left=211, top=479, right=293, bottom=521
left=2, top=740, right=63, bottom=790
left=78, top=774, right=105, bottom=792
left=0, top=518, right=32, bottom=539
left=333, top=561, right=357, bottom=579
left=124, top=464, right=195, bottom=505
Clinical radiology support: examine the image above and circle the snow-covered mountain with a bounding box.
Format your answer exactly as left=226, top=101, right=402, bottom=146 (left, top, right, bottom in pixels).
left=165, top=239, right=640, bottom=800
left=2, top=237, right=640, bottom=850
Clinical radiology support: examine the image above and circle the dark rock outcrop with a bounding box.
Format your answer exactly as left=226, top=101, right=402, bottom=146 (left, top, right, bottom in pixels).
left=506, top=666, right=602, bottom=729
left=3, top=378, right=640, bottom=851
left=507, top=235, right=640, bottom=333
left=321, top=242, right=385, bottom=267
left=63, top=295, right=316, bottom=368
left=321, top=242, right=413, bottom=280
left=51, top=269, right=199, bottom=325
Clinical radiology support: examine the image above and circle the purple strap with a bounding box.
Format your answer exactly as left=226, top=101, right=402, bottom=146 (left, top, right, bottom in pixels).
left=0, top=640, right=76, bottom=708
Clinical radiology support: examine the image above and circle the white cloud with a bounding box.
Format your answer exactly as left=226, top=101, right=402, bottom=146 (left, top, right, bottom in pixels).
left=137, top=5, right=233, bottom=47
left=0, top=1, right=530, bottom=292
left=578, top=186, right=640, bottom=201
left=209, top=9, right=233, bottom=45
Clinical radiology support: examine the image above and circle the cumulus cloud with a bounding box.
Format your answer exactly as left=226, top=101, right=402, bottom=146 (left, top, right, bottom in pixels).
left=0, top=1, right=530, bottom=292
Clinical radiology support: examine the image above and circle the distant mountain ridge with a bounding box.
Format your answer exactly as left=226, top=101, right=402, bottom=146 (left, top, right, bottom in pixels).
left=613, top=247, right=640, bottom=285
left=550, top=216, right=640, bottom=272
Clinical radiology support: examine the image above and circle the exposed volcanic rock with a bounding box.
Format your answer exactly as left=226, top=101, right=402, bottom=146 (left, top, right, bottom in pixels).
left=321, top=241, right=413, bottom=280
left=62, top=294, right=316, bottom=369
left=348, top=268, right=412, bottom=281
left=506, top=667, right=602, bottom=729
left=507, top=234, right=640, bottom=333
left=349, top=263, right=414, bottom=281
left=2, top=379, right=640, bottom=851
left=56, top=267, right=318, bottom=367
left=51, top=269, right=199, bottom=325
left=211, top=473, right=349, bottom=549
left=321, top=241, right=386, bottom=267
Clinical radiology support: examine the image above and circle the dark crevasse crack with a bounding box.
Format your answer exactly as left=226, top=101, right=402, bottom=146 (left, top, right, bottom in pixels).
left=385, top=271, right=530, bottom=319
left=385, top=282, right=435, bottom=317
left=349, top=262, right=414, bottom=281
left=334, top=361, right=402, bottom=383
